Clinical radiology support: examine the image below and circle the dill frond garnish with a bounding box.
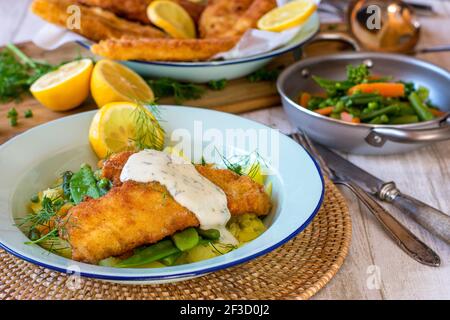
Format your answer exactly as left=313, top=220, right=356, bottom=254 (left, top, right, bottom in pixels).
left=209, top=242, right=237, bottom=255
left=130, top=102, right=165, bottom=151
left=17, top=196, right=63, bottom=232
left=215, top=148, right=268, bottom=178
left=18, top=195, right=72, bottom=255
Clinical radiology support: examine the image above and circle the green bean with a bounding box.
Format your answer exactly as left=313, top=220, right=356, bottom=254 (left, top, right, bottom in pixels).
left=117, top=240, right=180, bottom=268
left=369, top=114, right=389, bottom=124
left=409, top=92, right=434, bottom=121
left=98, top=257, right=121, bottom=267
left=160, top=252, right=183, bottom=266
left=197, top=228, right=221, bottom=240
left=392, top=102, right=416, bottom=116
left=172, top=227, right=199, bottom=251
left=360, top=105, right=400, bottom=121
left=341, top=93, right=382, bottom=106
left=389, top=115, right=419, bottom=124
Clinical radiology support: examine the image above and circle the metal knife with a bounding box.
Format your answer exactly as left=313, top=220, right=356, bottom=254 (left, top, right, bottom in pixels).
left=315, top=143, right=450, bottom=245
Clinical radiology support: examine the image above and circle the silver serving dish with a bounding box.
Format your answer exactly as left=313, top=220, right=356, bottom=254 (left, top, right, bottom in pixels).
left=277, top=52, right=450, bottom=155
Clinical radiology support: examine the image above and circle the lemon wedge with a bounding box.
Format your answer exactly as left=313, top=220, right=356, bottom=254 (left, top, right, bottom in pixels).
left=257, top=0, right=317, bottom=32
left=147, top=0, right=196, bottom=39
left=89, top=102, right=165, bottom=159
left=90, top=60, right=154, bottom=108
left=30, top=59, right=93, bottom=111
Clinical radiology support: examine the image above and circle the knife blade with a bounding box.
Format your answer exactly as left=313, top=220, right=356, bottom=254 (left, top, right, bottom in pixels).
left=315, top=143, right=450, bottom=245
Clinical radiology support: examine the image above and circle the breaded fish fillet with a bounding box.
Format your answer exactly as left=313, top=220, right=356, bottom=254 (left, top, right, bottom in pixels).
left=59, top=152, right=272, bottom=263
left=224, top=0, right=277, bottom=37
left=198, top=0, right=254, bottom=38
left=199, top=0, right=276, bottom=38
left=31, top=0, right=166, bottom=42
left=91, top=36, right=238, bottom=61
left=102, top=151, right=271, bottom=216
left=76, top=0, right=205, bottom=24
left=60, top=181, right=200, bottom=263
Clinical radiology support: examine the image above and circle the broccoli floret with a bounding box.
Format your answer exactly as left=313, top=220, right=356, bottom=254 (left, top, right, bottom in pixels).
left=347, top=64, right=370, bottom=84
left=416, top=86, right=429, bottom=102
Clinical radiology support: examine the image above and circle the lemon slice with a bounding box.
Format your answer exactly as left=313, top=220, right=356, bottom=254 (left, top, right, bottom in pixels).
left=90, top=60, right=154, bottom=108
left=89, top=102, right=165, bottom=159
left=257, top=0, right=317, bottom=32
left=30, top=59, right=93, bottom=111
left=147, top=0, right=196, bottom=39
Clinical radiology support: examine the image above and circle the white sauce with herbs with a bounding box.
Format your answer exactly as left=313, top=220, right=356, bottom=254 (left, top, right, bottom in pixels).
left=120, top=149, right=238, bottom=245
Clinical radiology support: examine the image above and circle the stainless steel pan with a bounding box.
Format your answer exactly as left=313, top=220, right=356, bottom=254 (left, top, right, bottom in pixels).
left=277, top=52, right=450, bottom=154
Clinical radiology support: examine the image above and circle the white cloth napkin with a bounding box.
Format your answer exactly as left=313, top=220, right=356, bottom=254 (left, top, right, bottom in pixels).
left=32, top=0, right=320, bottom=59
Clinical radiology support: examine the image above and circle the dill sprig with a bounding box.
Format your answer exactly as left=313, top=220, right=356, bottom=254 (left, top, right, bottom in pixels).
left=209, top=242, right=237, bottom=255
left=147, top=78, right=205, bottom=104
left=17, top=196, right=63, bottom=231
left=130, top=102, right=165, bottom=151
left=215, top=149, right=268, bottom=178
left=0, top=44, right=56, bottom=103
left=17, top=195, right=65, bottom=247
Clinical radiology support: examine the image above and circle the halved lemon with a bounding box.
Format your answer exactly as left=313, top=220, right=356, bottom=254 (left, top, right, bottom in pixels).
left=147, top=0, right=196, bottom=39
left=89, top=102, right=165, bottom=159
left=257, top=0, right=317, bottom=32
left=30, top=59, right=93, bottom=111
left=90, top=60, right=154, bottom=108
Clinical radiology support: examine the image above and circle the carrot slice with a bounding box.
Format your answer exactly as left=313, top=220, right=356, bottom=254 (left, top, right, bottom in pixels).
left=430, top=108, right=446, bottom=117
left=351, top=117, right=361, bottom=123
left=315, top=106, right=334, bottom=115
left=299, top=92, right=311, bottom=107
left=348, top=82, right=405, bottom=97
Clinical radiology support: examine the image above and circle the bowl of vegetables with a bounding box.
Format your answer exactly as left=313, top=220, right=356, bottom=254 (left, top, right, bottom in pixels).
left=277, top=52, right=450, bottom=154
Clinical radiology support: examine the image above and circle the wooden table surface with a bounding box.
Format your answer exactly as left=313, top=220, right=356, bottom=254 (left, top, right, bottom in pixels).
left=1, top=0, right=449, bottom=300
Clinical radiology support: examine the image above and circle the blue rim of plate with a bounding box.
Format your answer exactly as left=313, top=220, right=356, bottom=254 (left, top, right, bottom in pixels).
left=75, top=13, right=319, bottom=68
left=0, top=115, right=324, bottom=281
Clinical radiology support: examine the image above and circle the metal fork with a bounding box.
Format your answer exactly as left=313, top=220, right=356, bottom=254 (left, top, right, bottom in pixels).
left=290, top=132, right=441, bottom=267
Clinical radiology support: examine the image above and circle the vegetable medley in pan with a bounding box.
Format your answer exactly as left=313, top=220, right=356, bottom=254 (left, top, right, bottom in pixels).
left=298, top=64, right=446, bottom=125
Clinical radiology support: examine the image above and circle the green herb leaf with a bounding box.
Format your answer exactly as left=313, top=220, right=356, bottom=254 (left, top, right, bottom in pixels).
left=208, top=79, right=227, bottom=90
left=247, top=66, right=283, bottom=82
left=0, top=44, right=56, bottom=103
left=69, top=164, right=101, bottom=204
left=147, top=78, right=205, bottom=104
left=24, top=109, right=33, bottom=118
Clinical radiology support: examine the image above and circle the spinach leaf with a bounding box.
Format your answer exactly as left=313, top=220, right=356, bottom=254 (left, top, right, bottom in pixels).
left=69, top=164, right=101, bottom=204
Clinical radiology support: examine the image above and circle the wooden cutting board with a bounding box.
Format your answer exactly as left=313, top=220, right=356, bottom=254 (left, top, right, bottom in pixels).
left=0, top=25, right=351, bottom=144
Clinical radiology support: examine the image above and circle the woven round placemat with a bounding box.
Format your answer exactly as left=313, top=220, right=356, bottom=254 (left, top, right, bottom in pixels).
left=0, top=179, right=351, bottom=300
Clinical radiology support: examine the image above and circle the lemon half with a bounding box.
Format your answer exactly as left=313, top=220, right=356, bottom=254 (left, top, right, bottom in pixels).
left=89, top=102, right=164, bottom=159
left=90, top=60, right=154, bottom=108
left=257, top=0, right=317, bottom=32
left=147, top=0, right=196, bottom=39
left=30, top=59, right=93, bottom=111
